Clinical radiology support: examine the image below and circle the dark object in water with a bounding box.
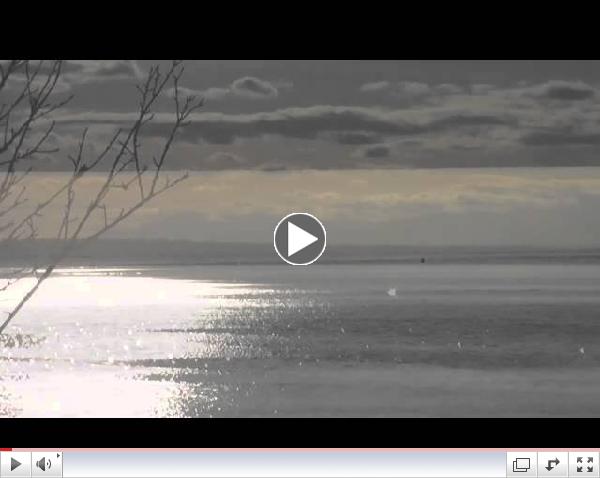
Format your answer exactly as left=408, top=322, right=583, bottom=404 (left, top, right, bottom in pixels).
left=420, top=257, right=426, bottom=263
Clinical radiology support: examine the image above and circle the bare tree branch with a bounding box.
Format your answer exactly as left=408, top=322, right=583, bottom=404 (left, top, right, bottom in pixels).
left=0, top=60, right=200, bottom=334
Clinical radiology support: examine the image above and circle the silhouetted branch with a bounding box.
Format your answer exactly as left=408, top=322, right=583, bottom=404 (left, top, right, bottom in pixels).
left=0, top=60, right=199, bottom=334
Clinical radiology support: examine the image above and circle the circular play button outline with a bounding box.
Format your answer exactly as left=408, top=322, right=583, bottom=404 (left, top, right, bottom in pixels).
left=273, top=212, right=327, bottom=265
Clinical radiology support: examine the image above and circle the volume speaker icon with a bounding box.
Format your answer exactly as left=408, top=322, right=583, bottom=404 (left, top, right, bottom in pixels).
left=35, top=457, right=51, bottom=472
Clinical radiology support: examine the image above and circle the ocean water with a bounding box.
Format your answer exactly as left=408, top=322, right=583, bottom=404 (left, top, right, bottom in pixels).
left=1, top=263, right=600, bottom=417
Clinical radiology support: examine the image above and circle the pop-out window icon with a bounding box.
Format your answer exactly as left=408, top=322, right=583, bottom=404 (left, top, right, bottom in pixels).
left=514, top=459, right=532, bottom=473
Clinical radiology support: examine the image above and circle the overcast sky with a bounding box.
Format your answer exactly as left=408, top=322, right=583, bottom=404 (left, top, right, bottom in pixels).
left=39, top=60, right=600, bottom=170
left=7, top=60, right=600, bottom=246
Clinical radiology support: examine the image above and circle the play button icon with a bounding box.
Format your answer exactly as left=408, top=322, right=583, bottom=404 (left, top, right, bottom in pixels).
left=1, top=452, right=31, bottom=477
left=274, top=213, right=326, bottom=265
left=287, top=221, right=318, bottom=256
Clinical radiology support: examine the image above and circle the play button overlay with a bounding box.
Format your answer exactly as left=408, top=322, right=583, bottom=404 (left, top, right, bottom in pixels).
left=274, top=213, right=326, bottom=265
left=11, top=459, right=21, bottom=472
left=288, top=221, right=318, bottom=256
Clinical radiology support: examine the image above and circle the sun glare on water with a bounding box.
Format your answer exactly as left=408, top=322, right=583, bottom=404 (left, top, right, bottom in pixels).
left=0, top=267, right=259, bottom=417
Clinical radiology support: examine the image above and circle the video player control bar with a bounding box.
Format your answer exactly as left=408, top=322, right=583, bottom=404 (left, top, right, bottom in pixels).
left=1, top=450, right=598, bottom=478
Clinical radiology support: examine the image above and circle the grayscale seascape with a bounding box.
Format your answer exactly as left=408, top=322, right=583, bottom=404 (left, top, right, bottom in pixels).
left=4, top=60, right=600, bottom=418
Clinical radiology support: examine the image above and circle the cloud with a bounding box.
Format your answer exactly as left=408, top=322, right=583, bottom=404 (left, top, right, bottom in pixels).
left=520, top=130, right=600, bottom=146
left=360, top=81, right=391, bottom=92
left=40, top=72, right=600, bottom=171
left=396, top=81, right=431, bottom=99
left=165, top=86, right=230, bottom=101
left=435, top=83, right=464, bottom=95
left=470, top=84, right=496, bottom=95
left=166, top=76, right=282, bottom=103
left=0, top=60, right=143, bottom=95
left=329, top=132, right=383, bottom=145
left=56, top=106, right=425, bottom=144
left=360, top=81, right=465, bottom=102
left=202, top=152, right=248, bottom=169
left=156, top=107, right=514, bottom=146
left=428, top=113, right=517, bottom=130
left=47, top=103, right=571, bottom=169
left=3, top=71, right=72, bottom=95
left=521, top=80, right=596, bottom=101
left=231, top=77, right=278, bottom=99
left=10, top=61, right=600, bottom=174
left=61, top=60, right=143, bottom=84
left=360, top=79, right=597, bottom=104
left=200, top=87, right=231, bottom=100
left=358, top=144, right=392, bottom=159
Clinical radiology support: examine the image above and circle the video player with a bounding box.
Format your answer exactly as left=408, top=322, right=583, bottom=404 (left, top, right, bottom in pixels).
left=2, top=60, right=600, bottom=418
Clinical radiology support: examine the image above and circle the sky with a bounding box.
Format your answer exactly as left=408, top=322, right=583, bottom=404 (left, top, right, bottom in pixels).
left=6, top=60, right=600, bottom=246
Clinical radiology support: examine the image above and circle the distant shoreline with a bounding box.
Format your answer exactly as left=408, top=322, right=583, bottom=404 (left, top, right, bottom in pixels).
left=2, top=239, right=600, bottom=267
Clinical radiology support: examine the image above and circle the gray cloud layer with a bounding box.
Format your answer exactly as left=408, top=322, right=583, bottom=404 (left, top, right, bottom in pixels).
left=58, top=106, right=516, bottom=144
left=7, top=61, right=600, bottom=170
left=166, top=76, right=282, bottom=102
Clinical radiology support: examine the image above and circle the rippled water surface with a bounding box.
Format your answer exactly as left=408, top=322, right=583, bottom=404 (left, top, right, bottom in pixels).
left=2, top=264, right=600, bottom=417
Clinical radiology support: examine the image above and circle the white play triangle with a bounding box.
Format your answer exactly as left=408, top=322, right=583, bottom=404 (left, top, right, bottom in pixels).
left=287, top=221, right=318, bottom=256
